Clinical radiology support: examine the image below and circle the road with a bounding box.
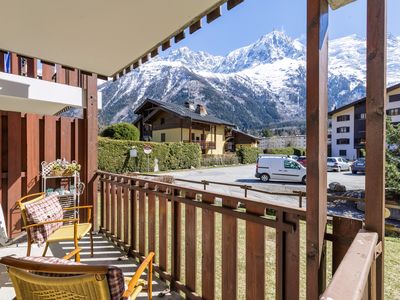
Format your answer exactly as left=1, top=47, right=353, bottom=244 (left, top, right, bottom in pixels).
left=163, top=164, right=365, bottom=207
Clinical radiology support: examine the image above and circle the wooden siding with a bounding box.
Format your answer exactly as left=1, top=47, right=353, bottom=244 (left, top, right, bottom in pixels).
left=0, top=111, right=86, bottom=237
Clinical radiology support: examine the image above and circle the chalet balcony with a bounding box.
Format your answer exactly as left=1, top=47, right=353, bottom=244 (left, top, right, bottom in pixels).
left=184, top=140, right=216, bottom=150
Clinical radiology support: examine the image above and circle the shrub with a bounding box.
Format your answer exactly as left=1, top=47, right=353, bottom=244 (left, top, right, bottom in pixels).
left=386, top=120, right=400, bottom=198
left=236, top=146, right=261, bottom=164
left=201, top=154, right=239, bottom=167
left=101, top=123, right=140, bottom=141
left=263, top=147, right=306, bottom=156
left=98, top=137, right=201, bottom=173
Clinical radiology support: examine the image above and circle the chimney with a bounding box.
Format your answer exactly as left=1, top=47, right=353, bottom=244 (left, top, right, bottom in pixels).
left=185, top=101, right=196, bottom=111
left=195, top=104, right=207, bottom=116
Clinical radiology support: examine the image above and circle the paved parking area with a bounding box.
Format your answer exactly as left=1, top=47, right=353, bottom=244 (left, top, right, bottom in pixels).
left=164, top=164, right=365, bottom=207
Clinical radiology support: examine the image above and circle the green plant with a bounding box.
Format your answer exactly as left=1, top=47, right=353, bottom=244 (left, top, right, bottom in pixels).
left=100, top=122, right=140, bottom=141
left=236, top=146, right=261, bottom=164
left=201, top=154, right=239, bottom=167
left=98, top=137, right=202, bottom=173
left=386, top=119, right=400, bottom=198
left=263, top=147, right=306, bottom=156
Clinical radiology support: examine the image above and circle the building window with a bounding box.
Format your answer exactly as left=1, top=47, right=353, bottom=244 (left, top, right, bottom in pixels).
left=336, top=126, right=350, bottom=133
left=387, top=108, right=400, bottom=116
left=355, top=138, right=366, bottom=145
left=337, top=115, right=350, bottom=122
left=337, top=138, right=350, bottom=145
left=339, top=150, right=347, bottom=156
left=356, top=113, right=366, bottom=120
left=161, top=133, right=166, bottom=142
left=160, top=118, right=165, bottom=125
left=389, top=94, right=400, bottom=103
left=191, top=133, right=195, bottom=141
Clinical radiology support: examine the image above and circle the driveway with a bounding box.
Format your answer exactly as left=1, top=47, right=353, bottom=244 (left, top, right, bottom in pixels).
left=164, top=164, right=365, bottom=207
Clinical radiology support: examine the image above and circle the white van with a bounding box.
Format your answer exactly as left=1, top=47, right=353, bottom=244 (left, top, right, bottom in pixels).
left=255, top=156, right=306, bottom=184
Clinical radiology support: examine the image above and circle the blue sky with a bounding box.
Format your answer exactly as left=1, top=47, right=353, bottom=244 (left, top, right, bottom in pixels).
left=172, top=0, right=400, bottom=56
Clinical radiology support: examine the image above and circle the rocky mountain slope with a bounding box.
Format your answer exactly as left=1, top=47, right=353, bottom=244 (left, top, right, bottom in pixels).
left=99, top=31, right=400, bottom=130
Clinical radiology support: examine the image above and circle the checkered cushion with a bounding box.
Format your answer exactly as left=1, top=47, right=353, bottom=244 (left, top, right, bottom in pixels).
left=24, top=195, right=64, bottom=245
left=17, top=256, right=125, bottom=300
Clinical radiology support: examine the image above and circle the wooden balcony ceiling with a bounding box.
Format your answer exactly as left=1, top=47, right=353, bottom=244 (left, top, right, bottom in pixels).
left=0, top=0, right=242, bottom=78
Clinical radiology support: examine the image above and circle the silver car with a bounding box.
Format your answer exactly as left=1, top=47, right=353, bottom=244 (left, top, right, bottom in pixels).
left=327, top=157, right=351, bottom=172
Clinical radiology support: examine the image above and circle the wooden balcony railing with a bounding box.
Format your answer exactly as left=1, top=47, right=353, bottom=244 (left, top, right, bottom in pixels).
left=321, top=230, right=380, bottom=300
left=96, top=171, right=381, bottom=299
left=184, top=140, right=216, bottom=150
left=97, top=171, right=306, bottom=299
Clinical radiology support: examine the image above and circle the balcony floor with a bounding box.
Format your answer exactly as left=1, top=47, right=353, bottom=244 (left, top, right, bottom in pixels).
left=0, top=233, right=180, bottom=299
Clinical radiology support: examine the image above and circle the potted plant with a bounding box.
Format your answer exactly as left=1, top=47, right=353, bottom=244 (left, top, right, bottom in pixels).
left=50, top=162, right=64, bottom=177
left=63, top=162, right=81, bottom=176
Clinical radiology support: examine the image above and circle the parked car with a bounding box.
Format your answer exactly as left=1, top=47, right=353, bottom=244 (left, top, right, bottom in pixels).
left=351, top=158, right=366, bottom=174
left=327, top=157, right=351, bottom=172
left=255, top=156, right=306, bottom=184
left=297, top=156, right=307, bottom=167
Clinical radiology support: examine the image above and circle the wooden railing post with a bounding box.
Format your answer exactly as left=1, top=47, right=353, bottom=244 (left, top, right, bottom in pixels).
left=171, top=188, right=182, bottom=290
left=365, top=0, right=387, bottom=298
left=306, top=0, right=329, bottom=297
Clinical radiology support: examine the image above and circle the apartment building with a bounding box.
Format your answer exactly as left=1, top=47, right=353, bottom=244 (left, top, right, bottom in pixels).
left=329, top=83, right=400, bottom=160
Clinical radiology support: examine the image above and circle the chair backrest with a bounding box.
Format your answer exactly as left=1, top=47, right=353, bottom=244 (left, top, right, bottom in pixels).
left=0, top=256, right=125, bottom=300
left=8, top=267, right=111, bottom=300
left=18, top=193, right=64, bottom=244
left=17, top=192, right=46, bottom=228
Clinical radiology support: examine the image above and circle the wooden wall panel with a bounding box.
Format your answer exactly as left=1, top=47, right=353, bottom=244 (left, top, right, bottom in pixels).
left=26, top=58, right=37, bottom=78
left=42, top=62, right=54, bottom=81
left=43, top=115, right=57, bottom=163
left=26, top=114, right=40, bottom=194
left=56, top=65, right=65, bottom=84
left=59, top=117, right=71, bottom=161
left=7, top=112, right=22, bottom=236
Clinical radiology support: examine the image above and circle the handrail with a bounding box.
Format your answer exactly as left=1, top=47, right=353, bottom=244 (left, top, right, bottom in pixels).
left=96, top=170, right=306, bottom=217
left=320, top=230, right=379, bottom=300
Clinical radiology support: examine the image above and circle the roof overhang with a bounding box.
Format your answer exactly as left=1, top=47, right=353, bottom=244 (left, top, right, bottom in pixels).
left=0, top=0, right=243, bottom=78
left=0, top=72, right=102, bottom=115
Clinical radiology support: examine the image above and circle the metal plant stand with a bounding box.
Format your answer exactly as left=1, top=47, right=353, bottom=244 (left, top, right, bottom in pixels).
left=41, top=159, right=84, bottom=220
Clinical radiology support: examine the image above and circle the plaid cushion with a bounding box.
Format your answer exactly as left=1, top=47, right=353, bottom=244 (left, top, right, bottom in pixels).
left=17, top=256, right=125, bottom=300
left=24, top=195, right=64, bottom=245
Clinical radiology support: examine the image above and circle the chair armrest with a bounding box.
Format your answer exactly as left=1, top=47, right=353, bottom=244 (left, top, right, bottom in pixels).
left=23, top=218, right=79, bottom=229
left=122, top=252, right=155, bottom=298
left=63, top=248, right=82, bottom=260
left=63, top=205, right=93, bottom=210
left=63, top=206, right=92, bottom=223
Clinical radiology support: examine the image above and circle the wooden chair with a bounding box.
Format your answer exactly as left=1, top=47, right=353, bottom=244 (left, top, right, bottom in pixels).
left=18, top=192, right=93, bottom=262
left=0, top=253, right=154, bottom=300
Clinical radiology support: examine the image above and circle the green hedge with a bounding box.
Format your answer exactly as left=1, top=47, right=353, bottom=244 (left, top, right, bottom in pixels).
left=201, top=154, right=239, bottom=167
left=98, top=137, right=201, bottom=173
left=236, top=146, right=261, bottom=164
left=263, top=147, right=306, bottom=156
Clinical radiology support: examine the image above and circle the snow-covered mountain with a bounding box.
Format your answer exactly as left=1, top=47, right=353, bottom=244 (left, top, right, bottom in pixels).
left=99, top=31, right=400, bottom=129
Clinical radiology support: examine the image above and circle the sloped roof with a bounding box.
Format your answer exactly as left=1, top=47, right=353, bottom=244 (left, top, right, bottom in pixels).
left=135, top=98, right=235, bottom=126
left=328, top=83, right=400, bottom=116
left=232, top=128, right=260, bottom=141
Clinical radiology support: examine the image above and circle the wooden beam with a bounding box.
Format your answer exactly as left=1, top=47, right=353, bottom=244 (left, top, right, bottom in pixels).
left=26, top=58, right=37, bottom=78
left=162, top=40, right=171, bottom=51
left=0, top=51, right=6, bottom=72
left=227, top=0, right=244, bottom=10
left=174, top=31, right=185, bottom=44
left=189, top=20, right=202, bottom=34
left=306, top=0, right=329, bottom=298
left=365, top=0, right=387, bottom=298
left=207, top=7, right=221, bottom=23
left=56, top=64, right=66, bottom=84
left=83, top=74, right=98, bottom=227
left=10, top=53, right=20, bottom=75
left=41, top=61, right=55, bottom=81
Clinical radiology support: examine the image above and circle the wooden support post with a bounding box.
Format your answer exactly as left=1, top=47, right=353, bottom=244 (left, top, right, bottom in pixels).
left=365, top=0, right=386, bottom=298
left=0, top=51, right=5, bottom=72
left=306, top=0, right=328, bottom=298
left=42, top=61, right=55, bottom=81
left=10, top=53, right=20, bottom=75
left=83, top=74, right=98, bottom=228
left=26, top=58, right=37, bottom=78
